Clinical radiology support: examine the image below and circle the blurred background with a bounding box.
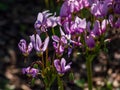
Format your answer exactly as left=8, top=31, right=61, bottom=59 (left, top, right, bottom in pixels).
left=0, top=0, right=120, bottom=90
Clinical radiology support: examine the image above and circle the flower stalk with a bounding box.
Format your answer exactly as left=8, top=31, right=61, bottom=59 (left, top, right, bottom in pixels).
left=86, top=57, right=93, bottom=90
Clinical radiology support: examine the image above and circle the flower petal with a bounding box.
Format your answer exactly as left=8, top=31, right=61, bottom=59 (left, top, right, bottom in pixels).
left=52, top=35, right=60, bottom=42
left=61, top=58, right=66, bottom=72
left=42, top=37, right=49, bottom=51
left=54, top=59, right=61, bottom=72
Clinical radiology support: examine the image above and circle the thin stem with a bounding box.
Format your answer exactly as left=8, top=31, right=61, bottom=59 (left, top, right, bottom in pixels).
left=52, top=28, right=55, bottom=35
left=86, top=58, right=92, bottom=90
left=46, top=48, right=48, bottom=67
left=42, top=54, right=44, bottom=69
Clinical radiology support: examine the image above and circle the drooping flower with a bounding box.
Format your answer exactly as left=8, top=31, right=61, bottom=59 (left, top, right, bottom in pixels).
left=22, top=67, right=39, bottom=78
left=35, top=10, right=60, bottom=34
left=54, top=58, right=72, bottom=74
left=30, top=34, right=49, bottom=55
left=18, top=39, right=33, bottom=56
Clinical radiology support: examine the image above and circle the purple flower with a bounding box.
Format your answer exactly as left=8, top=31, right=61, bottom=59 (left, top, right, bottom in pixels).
left=35, top=10, right=60, bottom=33
left=52, top=35, right=66, bottom=56
left=113, top=0, right=120, bottom=14
left=115, top=18, right=120, bottom=28
left=30, top=34, right=49, bottom=55
left=90, top=19, right=108, bottom=37
left=90, top=20, right=101, bottom=37
left=60, top=0, right=80, bottom=17
left=86, top=35, right=95, bottom=49
left=18, top=39, right=33, bottom=56
left=54, top=58, right=72, bottom=74
left=108, top=15, right=120, bottom=28
left=60, top=27, right=81, bottom=46
left=73, top=16, right=86, bottom=33
left=63, top=16, right=86, bottom=34
left=22, top=67, right=39, bottom=78
left=91, top=0, right=112, bottom=17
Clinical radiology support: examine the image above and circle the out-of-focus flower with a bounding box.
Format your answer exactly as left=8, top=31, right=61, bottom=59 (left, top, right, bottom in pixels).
left=90, top=19, right=108, bottom=37
left=22, top=67, right=39, bottom=78
left=30, top=34, right=49, bottom=55
left=113, top=0, right=120, bottom=14
left=115, top=18, right=120, bottom=28
left=91, top=0, right=113, bottom=17
left=35, top=10, right=60, bottom=34
left=86, top=35, right=95, bottom=49
left=60, top=0, right=80, bottom=17
left=18, top=39, right=33, bottom=56
left=108, top=15, right=120, bottom=28
left=73, top=16, right=86, bottom=33
left=54, top=58, right=72, bottom=74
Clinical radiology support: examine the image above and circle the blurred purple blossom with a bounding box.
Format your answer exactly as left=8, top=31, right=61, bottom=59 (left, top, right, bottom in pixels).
left=108, top=15, right=120, bottom=28
left=30, top=34, right=49, bottom=54
left=91, top=0, right=113, bottom=17
left=22, top=67, right=39, bottom=78
left=113, top=0, right=120, bottom=14
left=54, top=58, right=72, bottom=74
left=18, top=39, right=33, bottom=56
left=60, top=0, right=80, bottom=17
left=90, top=19, right=108, bottom=37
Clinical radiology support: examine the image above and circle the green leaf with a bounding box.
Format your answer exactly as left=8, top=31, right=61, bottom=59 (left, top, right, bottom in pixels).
left=69, top=72, right=74, bottom=81
left=74, top=79, right=85, bottom=88
left=31, top=78, right=35, bottom=86
left=33, top=64, right=39, bottom=69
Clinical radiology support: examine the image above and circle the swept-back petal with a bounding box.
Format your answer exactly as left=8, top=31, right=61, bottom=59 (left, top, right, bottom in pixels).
left=27, top=42, right=33, bottom=53
left=60, top=27, right=65, bottom=36
left=37, top=13, right=43, bottom=23
left=42, top=37, right=49, bottom=51
left=52, top=35, right=60, bottom=42
left=54, top=59, right=61, bottom=72
left=18, top=39, right=26, bottom=53
left=61, top=58, right=66, bottom=71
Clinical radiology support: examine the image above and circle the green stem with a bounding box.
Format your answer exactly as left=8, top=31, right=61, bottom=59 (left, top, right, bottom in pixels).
left=45, top=0, right=49, bottom=9
left=58, top=75, right=64, bottom=90
left=45, top=87, right=50, bottom=90
left=86, top=58, right=93, bottom=90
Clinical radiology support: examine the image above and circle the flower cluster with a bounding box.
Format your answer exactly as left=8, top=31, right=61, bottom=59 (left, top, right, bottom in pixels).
left=18, top=0, right=119, bottom=89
